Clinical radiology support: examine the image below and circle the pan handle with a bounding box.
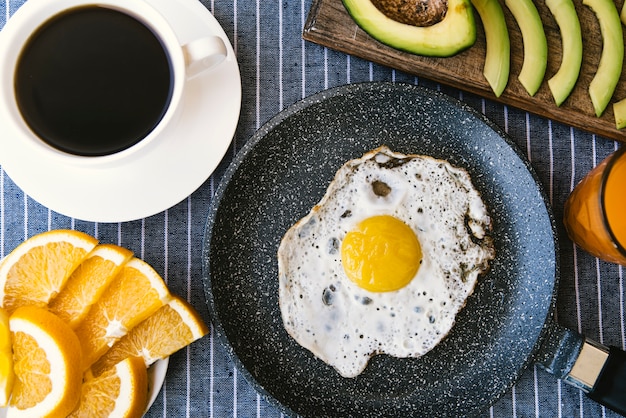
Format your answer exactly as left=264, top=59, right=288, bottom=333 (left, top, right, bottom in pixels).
left=536, top=322, right=626, bottom=416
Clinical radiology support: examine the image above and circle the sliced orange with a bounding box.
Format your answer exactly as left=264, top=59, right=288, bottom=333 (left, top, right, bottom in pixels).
left=0, top=230, right=98, bottom=314
left=0, top=307, right=14, bottom=407
left=68, top=356, right=148, bottom=418
left=90, top=295, right=209, bottom=377
left=74, top=257, right=171, bottom=370
left=8, top=306, right=82, bottom=417
left=49, top=244, right=133, bottom=329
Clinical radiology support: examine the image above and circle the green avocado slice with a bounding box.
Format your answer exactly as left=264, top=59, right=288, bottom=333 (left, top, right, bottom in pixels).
left=545, top=0, right=583, bottom=107
left=505, top=0, right=548, bottom=96
left=342, top=0, right=476, bottom=57
left=613, top=99, right=626, bottom=129
left=613, top=2, right=626, bottom=129
left=471, top=0, right=510, bottom=97
left=583, top=0, right=623, bottom=117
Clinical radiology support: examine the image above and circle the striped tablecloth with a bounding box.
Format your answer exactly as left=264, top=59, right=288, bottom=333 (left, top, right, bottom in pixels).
left=1, top=1, right=624, bottom=417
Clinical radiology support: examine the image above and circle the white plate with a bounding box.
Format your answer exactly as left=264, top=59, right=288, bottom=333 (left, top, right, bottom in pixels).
left=0, top=358, right=168, bottom=417
left=0, top=0, right=241, bottom=223
left=146, top=357, right=169, bottom=411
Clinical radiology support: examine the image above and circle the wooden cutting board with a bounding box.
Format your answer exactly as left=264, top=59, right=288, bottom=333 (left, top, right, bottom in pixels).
left=303, top=0, right=626, bottom=142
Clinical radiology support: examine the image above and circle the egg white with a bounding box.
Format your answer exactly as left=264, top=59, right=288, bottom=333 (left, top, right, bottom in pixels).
left=277, top=146, right=495, bottom=378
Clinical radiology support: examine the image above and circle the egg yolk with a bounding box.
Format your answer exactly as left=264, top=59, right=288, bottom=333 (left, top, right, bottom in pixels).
left=341, top=215, right=422, bottom=292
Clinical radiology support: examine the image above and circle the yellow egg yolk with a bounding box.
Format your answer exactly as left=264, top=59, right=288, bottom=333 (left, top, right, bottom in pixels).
left=341, top=215, right=422, bottom=292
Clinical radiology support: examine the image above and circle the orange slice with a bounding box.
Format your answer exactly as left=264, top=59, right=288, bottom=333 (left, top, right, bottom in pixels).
left=8, top=306, right=82, bottom=417
left=74, top=257, right=171, bottom=370
left=0, top=307, right=15, bottom=407
left=90, top=295, right=209, bottom=377
left=0, top=230, right=98, bottom=314
left=68, top=356, right=147, bottom=418
left=49, top=244, right=133, bottom=329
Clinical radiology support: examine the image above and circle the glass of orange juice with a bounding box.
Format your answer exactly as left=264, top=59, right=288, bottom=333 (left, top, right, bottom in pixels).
left=564, top=147, right=626, bottom=265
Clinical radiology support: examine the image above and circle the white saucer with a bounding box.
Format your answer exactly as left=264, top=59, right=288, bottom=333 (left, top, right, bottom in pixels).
left=0, top=0, right=241, bottom=223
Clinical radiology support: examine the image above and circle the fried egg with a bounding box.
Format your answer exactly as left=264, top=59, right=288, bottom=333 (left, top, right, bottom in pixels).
left=277, top=146, right=495, bottom=378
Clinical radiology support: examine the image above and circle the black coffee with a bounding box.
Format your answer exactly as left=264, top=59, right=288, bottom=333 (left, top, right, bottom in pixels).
left=15, top=6, right=173, bottom=156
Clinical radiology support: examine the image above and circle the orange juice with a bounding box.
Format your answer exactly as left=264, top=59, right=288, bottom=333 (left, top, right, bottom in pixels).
left=564, top=147, right=626, bottom=265
left=603, top=151, right=626, bottom=250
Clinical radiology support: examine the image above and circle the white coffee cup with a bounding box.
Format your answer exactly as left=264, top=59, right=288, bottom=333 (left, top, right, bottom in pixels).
left=0, top=0, right=227, bottom=167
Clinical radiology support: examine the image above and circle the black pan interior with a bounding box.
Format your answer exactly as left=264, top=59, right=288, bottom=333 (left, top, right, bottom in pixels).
left=202, top=82, right=559, bottom=417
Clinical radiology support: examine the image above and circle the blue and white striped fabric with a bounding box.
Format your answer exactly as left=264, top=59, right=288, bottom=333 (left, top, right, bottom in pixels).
left=1, top=1, right=624, bottom=417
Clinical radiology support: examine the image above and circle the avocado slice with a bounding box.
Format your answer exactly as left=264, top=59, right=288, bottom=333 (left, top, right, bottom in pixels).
left=613, top=99, right=626, bottom=129
left=583, top=0, right=623, bottom=117
left=471, top=0, right=510, bottom=97
left=342, top=0, right=476, bottom=57
left=545, top=0, right=583, bottom=106
left=614, top=2, right=626, bottom=129
left=505, top=0, right=547, bottom=96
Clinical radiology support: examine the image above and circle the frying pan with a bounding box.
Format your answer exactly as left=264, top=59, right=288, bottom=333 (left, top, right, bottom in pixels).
left=202, top=82, right=626, bottom=417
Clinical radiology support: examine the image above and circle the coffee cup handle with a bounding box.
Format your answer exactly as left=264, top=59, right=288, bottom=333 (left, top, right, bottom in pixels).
left=183, top=36, right=227, bottom=78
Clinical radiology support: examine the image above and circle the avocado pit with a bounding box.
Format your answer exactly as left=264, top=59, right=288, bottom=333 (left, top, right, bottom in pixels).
left=371, top=0, right=448, bottom=26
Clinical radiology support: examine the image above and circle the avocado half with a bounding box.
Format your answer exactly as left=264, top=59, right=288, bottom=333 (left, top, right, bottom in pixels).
left=343, top=0, right=476, bottom=57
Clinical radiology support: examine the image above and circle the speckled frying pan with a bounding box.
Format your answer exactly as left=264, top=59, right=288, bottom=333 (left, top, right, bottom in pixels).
left=202, top=82, right=626, bottom=417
